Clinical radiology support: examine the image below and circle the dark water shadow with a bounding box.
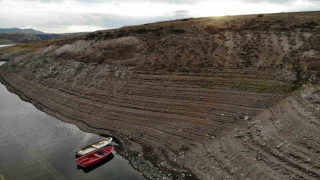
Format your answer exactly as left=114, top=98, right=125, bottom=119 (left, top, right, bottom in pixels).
left=99, top=134, right=123, bottom=151
left=77, top=153, right=115, bottom=173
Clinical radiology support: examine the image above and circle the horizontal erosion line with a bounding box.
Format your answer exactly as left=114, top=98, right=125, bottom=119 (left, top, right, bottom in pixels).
left=31, top=86, right=258, bottom=124
left=3, top=74, right=272, bottom=117
left=36, top=80, right=267, bottom=109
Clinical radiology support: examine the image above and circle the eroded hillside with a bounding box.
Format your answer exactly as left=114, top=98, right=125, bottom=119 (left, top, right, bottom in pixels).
left=0, top=11, right=319, bottom=180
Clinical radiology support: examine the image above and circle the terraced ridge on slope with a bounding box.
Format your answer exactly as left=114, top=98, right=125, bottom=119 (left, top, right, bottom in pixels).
left=0, top=61, right=293, bottom=179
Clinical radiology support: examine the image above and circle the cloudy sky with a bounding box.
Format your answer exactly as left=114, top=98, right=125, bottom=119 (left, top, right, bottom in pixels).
left=0, top=0, right=319, bottom=33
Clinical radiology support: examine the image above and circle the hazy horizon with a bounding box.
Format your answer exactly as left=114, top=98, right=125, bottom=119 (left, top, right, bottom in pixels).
left=0, top=0, right=320, bottom=33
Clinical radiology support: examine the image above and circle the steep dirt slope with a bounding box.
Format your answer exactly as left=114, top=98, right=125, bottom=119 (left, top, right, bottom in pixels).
left=0, top=12, right=320, bottom=179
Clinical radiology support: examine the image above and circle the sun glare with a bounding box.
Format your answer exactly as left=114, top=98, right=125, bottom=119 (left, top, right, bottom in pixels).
left=0, top=0, right=319, bottom=33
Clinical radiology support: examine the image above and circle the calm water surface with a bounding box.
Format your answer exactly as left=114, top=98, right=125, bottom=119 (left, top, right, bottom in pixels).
left=0, top=61, right=145, bottom=180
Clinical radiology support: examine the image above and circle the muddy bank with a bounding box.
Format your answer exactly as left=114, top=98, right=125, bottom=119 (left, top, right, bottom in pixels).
left=0, top=11, right=320, bottom=179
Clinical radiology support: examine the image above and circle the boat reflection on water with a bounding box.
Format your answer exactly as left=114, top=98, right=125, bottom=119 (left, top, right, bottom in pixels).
left=77, top=153, right=115, bottom=173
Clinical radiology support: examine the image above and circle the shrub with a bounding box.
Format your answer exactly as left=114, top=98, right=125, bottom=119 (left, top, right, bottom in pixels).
left=170, top=29, right=186, bottom=34
left=294, top=21, right=319, bottom=29
left=104, top=32, right=113, bottom=39
left=257, top=14, right=264, bottom=18
left=205, top=25, right=219, bottom=34
left=279, top=27, right=289, bottom=31
left=136, top=28, right=148, bottom=34
left=179, top=67, right=190, bottom=73
left=115, top=30, right=130, bottom=37
left=85, top=33, right=98, bottom=40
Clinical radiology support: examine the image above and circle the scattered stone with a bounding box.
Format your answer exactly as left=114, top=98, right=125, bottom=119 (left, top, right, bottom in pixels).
left=274, top=69, right=297, bottom=83
left=244, top=116, right=251, bottom=121
left=276, top=143, right=284, bottom=149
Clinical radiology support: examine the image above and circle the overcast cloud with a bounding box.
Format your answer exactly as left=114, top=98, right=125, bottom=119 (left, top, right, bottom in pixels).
left=0, top=0, right=319, bottom=33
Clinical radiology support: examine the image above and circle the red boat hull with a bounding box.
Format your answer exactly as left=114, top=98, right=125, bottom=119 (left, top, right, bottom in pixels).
left=76, top=146, right=114, bottom=168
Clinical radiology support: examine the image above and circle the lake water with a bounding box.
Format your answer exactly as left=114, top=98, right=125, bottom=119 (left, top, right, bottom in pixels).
left=0, top=61, right=145, bottom=180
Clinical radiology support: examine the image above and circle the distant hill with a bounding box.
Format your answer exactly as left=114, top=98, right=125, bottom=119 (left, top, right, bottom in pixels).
left=0, top=28, right=89, bottom=45
left=0, top=28, right=48, bottom=44
left=0, top=28, right=44, bottom=34
left=0, top=33, right=41, bottom=44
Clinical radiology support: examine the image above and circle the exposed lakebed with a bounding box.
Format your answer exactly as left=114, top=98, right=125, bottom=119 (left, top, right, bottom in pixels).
left=0, top=61, right=145, bottom=180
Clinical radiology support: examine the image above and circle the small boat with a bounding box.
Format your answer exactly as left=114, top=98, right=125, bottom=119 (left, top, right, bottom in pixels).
left=75, top=137, right=113, bottom=156
left=76, top=146, right=114, bottom=168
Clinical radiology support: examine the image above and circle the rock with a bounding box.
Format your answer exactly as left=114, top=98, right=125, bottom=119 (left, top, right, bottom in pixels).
left=276, top=143, right=284, bottom=149
left=244, top=116, right=251, bottom=121
left=234, top=133, right=244, bottom=138
left=308, top=74, right=316, bottom=83
left=275, top=70, right=297, bottom=83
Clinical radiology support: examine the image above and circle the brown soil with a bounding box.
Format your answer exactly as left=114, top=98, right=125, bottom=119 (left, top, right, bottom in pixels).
left=0, top=11, right=320, bottom=179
